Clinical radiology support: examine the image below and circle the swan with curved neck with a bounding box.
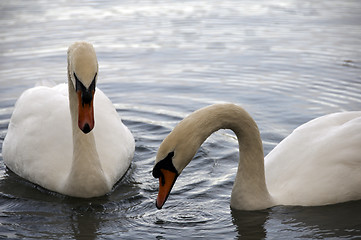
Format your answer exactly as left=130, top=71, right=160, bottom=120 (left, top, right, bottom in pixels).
left=3, top=42, right=135, bottom=197
left=153, top=103, right=361, bottom=210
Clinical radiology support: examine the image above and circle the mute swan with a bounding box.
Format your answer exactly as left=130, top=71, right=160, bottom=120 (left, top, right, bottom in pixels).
left=153, top=104, right=361, bottom=210
left=2, top=42, right=135, bottom=198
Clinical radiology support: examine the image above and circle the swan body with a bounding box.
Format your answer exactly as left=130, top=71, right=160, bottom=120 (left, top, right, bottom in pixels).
left=153, top=103, right=361, bottom=210
left=2, top=42, right=135, bottom=197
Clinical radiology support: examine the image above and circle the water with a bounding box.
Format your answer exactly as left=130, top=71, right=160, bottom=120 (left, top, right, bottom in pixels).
left=1, top=0, right=361, bottom=239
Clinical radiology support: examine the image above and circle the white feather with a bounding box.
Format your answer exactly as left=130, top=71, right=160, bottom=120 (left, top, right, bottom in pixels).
left=2, top=42, right=135, bottom=197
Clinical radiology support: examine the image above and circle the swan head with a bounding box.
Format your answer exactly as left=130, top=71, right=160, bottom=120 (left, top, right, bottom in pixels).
left=153, top=112, right=205, bottom=209
left=67, top=42, right=98, bottom=134
left=152, top=151, right=179, bottom=209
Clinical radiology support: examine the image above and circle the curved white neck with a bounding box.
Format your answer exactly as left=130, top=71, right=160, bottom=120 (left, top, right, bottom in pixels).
left=229, top=111, right=274, bottom=210
left=171, top=104, right=274, bottom=210
left=65, top=77, right=109, bottom=197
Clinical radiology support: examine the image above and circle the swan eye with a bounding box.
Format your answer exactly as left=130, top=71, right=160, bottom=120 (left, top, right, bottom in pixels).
left=152, top=152, right=177, bottom=179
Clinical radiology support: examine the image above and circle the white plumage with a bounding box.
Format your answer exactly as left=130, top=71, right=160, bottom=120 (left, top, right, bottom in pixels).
left=153, top=104, right=361, bottom=210
left=3, top=42, right=135, bottom=197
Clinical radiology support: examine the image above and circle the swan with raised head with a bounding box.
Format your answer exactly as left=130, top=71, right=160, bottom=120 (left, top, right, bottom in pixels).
left=2, top=42, right=135, bottom=198
left=153, top=103, right=361, bottom=210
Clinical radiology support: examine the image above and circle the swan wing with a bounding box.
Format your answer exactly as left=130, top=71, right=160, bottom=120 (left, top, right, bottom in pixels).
left=3, top=84, right=135, bottom=192
left=265, top=111, right=361, bottom=206
left=92, top=89, right=135, bottom=185
left=3, top=84, right=72, bottom=191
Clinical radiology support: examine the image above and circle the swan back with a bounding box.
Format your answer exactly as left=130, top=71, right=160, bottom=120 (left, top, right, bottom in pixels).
left=265, top=111, right=361, bottom=206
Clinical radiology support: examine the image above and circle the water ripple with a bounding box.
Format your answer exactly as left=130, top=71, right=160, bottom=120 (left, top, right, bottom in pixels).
left=1, top=0, right=361, bottom=239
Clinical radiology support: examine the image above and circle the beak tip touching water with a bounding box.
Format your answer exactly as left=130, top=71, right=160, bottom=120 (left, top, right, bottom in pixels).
left=154, top=169, right=178, bottom=210
left=155, top=200, right=163, bottom=210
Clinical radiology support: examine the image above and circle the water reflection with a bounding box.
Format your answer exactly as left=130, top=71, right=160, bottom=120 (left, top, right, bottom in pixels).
left=271, top=202, right=361, bottom=238
left=1, top=0, right=361, bottom=238
left=232, top=202, right=361, bottom=239
left=70, top=202, right=105, bottom=240
left=0, top=164, right=146, bottom=239
left=232, top=208, right=269, bottom=239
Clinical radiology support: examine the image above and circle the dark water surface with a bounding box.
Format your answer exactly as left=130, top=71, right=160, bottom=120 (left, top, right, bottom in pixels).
left=1, top=0, right=361, bottom=239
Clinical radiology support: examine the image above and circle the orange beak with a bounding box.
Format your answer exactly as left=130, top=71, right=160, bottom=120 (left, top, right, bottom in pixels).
left=77, top=90, right=95, bottom=134
left=156, top=169, right=178, bottom=209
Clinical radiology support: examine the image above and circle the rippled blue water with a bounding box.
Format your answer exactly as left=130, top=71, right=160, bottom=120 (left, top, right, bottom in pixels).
left=0, top=0, right=361, bottom=239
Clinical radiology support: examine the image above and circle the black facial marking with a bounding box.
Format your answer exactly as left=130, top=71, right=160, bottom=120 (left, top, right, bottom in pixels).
left=152, top=152, right=177, bottom=179
left=74, top=73, right=79, bottom=83
left=74, top=72, right=97, bottom=105
left=90, top=72, right=97, bottom=90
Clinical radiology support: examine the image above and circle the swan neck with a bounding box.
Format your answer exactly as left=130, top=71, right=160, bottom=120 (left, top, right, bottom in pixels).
left=171, top=104, right=273, bottom=210
left=68, top=78, right=99, bottom=166
left=172, top=104, right=265, bottom=173
left=65, top=74, right=108, bottom=197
